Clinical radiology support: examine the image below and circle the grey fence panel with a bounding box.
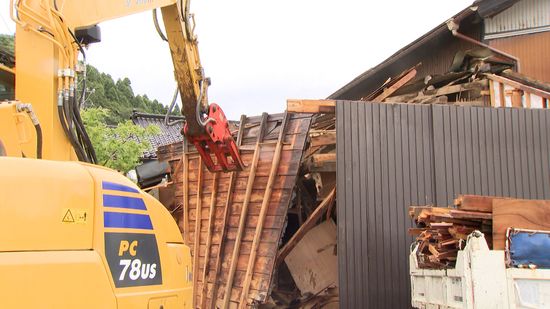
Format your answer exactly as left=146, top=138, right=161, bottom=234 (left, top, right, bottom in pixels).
left=336, top=101, right=550, bottom=309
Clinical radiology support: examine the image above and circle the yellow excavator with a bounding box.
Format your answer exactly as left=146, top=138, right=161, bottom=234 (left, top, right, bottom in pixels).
left=0, top=0, right=243, bottom=307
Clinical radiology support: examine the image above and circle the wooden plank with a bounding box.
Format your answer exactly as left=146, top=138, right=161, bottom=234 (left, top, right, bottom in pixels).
left=276, top=188, right=336, bottom=265
left=374, top=68, right=417, bottom=102
left=489, top=80, right=496, bottom=107
left=192, top=157, right=204, bottom=309
left=454, top=195, right=496, bottom=212
left=285, top=220, right=338, bottom=295
left=239, top=113, right=290, bottom=308
left=287, top=99, right=336, bottom=114
left=222, top=113, right=268, bottom=309
left=183, top=143, right=190, bottom=244
left=305, top=152, right=336, bottom=172
left=209, top=115, right=246, bottom=309
left=486, top=74, right=550, bottom=100
left=310, top=130, right=336, bottom=147
left=200, top=173, right=219, bottom=309
left=385, top=80, right=488, bottom=103
left=511, top=89, right=523, bottom=107
left=499, top=82, right=506, bottom=107
left=493, top=198, right=550, bottom=250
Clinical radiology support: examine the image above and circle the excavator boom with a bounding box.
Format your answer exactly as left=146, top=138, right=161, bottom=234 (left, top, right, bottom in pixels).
left=7, top=0, right=243, bottom=172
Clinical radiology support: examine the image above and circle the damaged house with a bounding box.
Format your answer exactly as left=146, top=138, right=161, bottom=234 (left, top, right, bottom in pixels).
left=154, top=0, right=550, bottom=308
left=329, top=0, right=550, bottom=108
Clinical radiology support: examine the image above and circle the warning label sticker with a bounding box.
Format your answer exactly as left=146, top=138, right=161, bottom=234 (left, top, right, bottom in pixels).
left=62, top=209, right=75, bottom=222
left=61, top=209, right=88, bottom=223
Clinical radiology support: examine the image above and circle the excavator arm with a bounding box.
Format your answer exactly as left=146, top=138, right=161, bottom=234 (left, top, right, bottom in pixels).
left=8, top=0, right=243, bottom=172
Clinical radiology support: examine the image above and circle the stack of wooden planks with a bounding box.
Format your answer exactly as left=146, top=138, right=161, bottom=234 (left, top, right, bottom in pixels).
left=409, top=197, right=493, bottom=269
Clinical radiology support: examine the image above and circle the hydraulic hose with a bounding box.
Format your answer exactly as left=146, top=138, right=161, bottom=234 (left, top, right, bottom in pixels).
left=153, top=9, right=168, bottom=42
left=164, top=87, right=185, bottom=126
left=16, top=103, right=43, bottom=159
left=35, top=124, right=43, bottom=159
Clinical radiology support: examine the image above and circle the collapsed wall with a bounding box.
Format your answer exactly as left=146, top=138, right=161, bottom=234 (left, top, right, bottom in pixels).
left=158, top=112, right=313, bottom=308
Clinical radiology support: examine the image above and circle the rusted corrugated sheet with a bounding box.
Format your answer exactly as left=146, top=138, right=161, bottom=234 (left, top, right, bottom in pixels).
left=484, top=0, right=550, bottom=39
left=488, top=31, right=550, bottom=83
left=336, top=100, right=550, bottom=308
left=158, top=113, right=312, bottom=308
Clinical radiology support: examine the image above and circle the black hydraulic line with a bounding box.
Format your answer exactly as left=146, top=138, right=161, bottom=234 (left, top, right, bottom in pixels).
left=153, top=9, right=168, bottom=42
left=164, top=87, right=185, bottom=126
left=16, top=104, right=43, bottom=159
left=35, top=123, right=42, bottom=159
left=68, top=28, right=97, bottom=163
left=68, top=94, right=89, bottom=162
left=72, top=91, right=97, bottom=163
left=58, top=104, right=85, bottom=161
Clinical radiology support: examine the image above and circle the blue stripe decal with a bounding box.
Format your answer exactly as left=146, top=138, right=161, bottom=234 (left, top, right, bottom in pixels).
left=104, top=212, right=153, bottom=230
left=103, top=194, right=147, bottom=210
left=102, top=181, right=139, bottom=193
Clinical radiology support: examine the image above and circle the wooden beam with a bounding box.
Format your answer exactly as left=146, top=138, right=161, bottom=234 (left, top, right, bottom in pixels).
left=239, top=113, right=290, bottom=308
left=287, top=99, right=335, bottom=114
left=200, top=173, right=219, bottom=309
left=493, top=199, right=550, bottom=250
left=511, top=89, right=524, bottom=107
left=499, top=81, right=506, bottom=107
left=486, top=74, right=550, bottom=100
left=310, top=130, right=336, bottom=147
left=276, top=187, right=336, bottom=266
left=305, top=153, right=336, bottom=172
left=489, top=80, right=496, bottom=107
left=454, top=195, right=496, bottom=213
left=374, top=68, right=417, bottom=102
left=183, top=141, right=190, bottom=245
left=385, top=79, right=488, bottom=103
left=192, top=157, right=204, bottom=309
left=209, top=115, right=246, bottom=309
left=222, top=113, right=268, bottom=309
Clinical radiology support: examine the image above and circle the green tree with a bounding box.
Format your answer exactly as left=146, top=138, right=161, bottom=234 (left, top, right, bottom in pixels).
left=82, top=64, right=181, bottom=125
left=0, top=34, right=14, bottom=55
left=81, top=107, right=160, bottom=173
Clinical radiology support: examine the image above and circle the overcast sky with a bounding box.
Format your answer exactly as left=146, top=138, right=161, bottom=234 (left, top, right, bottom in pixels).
left=1, top=0, right=472, bottom=119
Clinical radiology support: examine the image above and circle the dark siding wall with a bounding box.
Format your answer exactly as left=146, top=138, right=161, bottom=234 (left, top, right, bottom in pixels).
left=336, top=101, right=550, bottom=309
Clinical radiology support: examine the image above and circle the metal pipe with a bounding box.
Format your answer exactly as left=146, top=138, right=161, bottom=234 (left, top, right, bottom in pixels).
left=446, top=19, right=521, bottom=72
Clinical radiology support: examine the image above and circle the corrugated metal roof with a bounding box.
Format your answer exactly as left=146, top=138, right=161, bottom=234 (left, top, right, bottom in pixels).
left=131, top=112, right=185, bottom=159
left=474, top=0, right=520, bottom=18
left=484, top=0, right=550, bottom=39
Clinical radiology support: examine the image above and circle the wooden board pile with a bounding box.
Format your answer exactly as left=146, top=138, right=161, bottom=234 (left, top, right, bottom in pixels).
left=409, top=195, right=493, bottom=269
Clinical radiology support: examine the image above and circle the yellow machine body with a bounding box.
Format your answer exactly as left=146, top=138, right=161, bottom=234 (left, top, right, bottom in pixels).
left=0, top=157, right=193, bottom=308
left=0, top=0, right=213, bottom=306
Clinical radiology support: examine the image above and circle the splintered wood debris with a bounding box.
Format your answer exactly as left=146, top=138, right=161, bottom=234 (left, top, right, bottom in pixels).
left=410, top=194, right=550, bottom=269
left=157, top=111, right=338, bottom=308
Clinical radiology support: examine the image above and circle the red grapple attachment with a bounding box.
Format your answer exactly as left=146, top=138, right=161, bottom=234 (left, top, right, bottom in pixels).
left=184, top=103, right=244, bottom=173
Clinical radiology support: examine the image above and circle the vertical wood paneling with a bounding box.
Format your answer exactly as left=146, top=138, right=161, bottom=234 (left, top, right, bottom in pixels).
left=488, top=31, right=550, bottom=84
left=337, top=101, right=550, bottom=308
